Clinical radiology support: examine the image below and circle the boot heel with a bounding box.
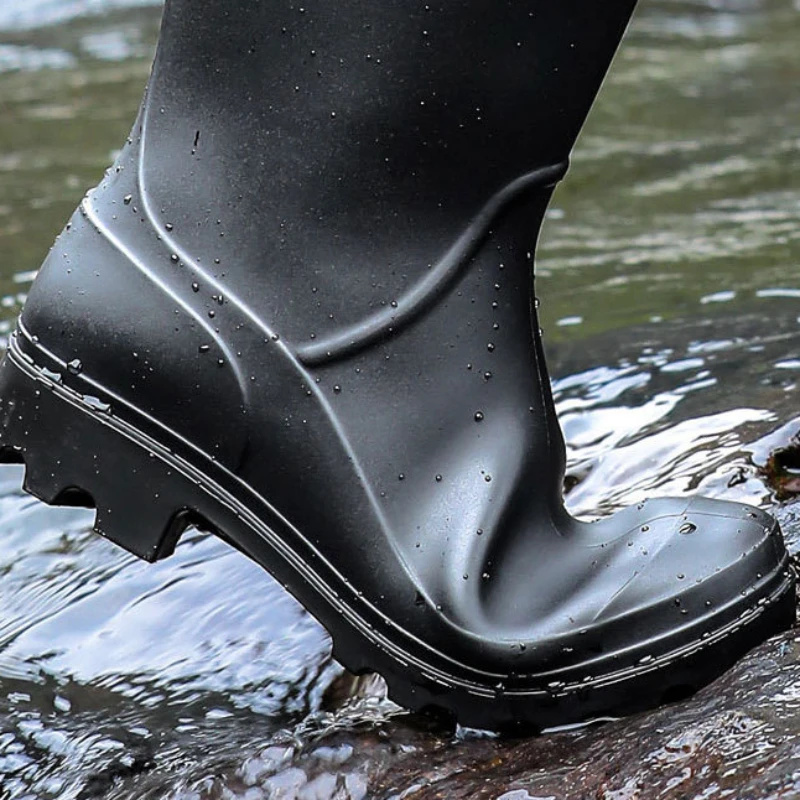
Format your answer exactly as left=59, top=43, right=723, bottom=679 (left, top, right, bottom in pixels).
left=0, top=350, right=189, bottom=562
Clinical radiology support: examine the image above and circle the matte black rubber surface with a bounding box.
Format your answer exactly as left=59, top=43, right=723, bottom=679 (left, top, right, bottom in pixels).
left=0, top=0, right=795, bottom=732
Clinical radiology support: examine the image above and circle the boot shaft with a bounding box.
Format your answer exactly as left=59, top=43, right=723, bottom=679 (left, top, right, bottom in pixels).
left=154, top=0, right=638, bottom=173
left=138, top=0, right=637, bottom=343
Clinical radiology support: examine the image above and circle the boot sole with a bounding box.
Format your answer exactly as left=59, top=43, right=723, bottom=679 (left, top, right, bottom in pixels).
left=0, top=331, right=795, bottom=732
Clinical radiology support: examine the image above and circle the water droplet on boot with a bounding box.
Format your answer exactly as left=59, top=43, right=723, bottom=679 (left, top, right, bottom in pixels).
left=679, top=522, right=697, bottom=535
left=474, top=411, right=484, bottom=422
left=67, top=358, right=83, bottom=376
left=83, top=394, right=110, bottom=414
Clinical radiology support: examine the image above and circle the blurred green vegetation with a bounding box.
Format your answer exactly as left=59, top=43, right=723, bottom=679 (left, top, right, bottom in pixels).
left=0, top=8, right=159, bottom=324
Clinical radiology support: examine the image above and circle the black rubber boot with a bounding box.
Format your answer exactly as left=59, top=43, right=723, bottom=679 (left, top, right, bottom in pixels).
left=0, top=0, right=794, bottom=731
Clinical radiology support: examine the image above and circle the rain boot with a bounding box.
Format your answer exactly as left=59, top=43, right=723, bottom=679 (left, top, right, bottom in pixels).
left=0, top=0, right=794, bottom=731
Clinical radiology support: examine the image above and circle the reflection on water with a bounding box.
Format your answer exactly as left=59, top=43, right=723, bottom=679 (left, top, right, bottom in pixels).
left=0, top=0, right=799, bottom=797
left=0, top=0, right=162, bottom=34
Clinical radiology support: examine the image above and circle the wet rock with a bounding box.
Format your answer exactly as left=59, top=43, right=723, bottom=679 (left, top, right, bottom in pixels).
left=251, top=622, right=800, bottom=800
left=761, top=437, right=800, bottom=502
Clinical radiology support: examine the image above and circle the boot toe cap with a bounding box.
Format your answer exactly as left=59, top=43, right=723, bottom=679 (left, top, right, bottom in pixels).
left=597, top=497, right=782, bottom=620
left=561, top=496, right=789, bottom=680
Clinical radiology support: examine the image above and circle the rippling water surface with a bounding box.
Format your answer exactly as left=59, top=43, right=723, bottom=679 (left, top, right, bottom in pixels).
left=0, top=1, right=799, bottom=798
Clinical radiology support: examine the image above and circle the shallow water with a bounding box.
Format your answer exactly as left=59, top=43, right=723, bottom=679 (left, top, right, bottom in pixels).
left=0, top=1, right=799, bottom=798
